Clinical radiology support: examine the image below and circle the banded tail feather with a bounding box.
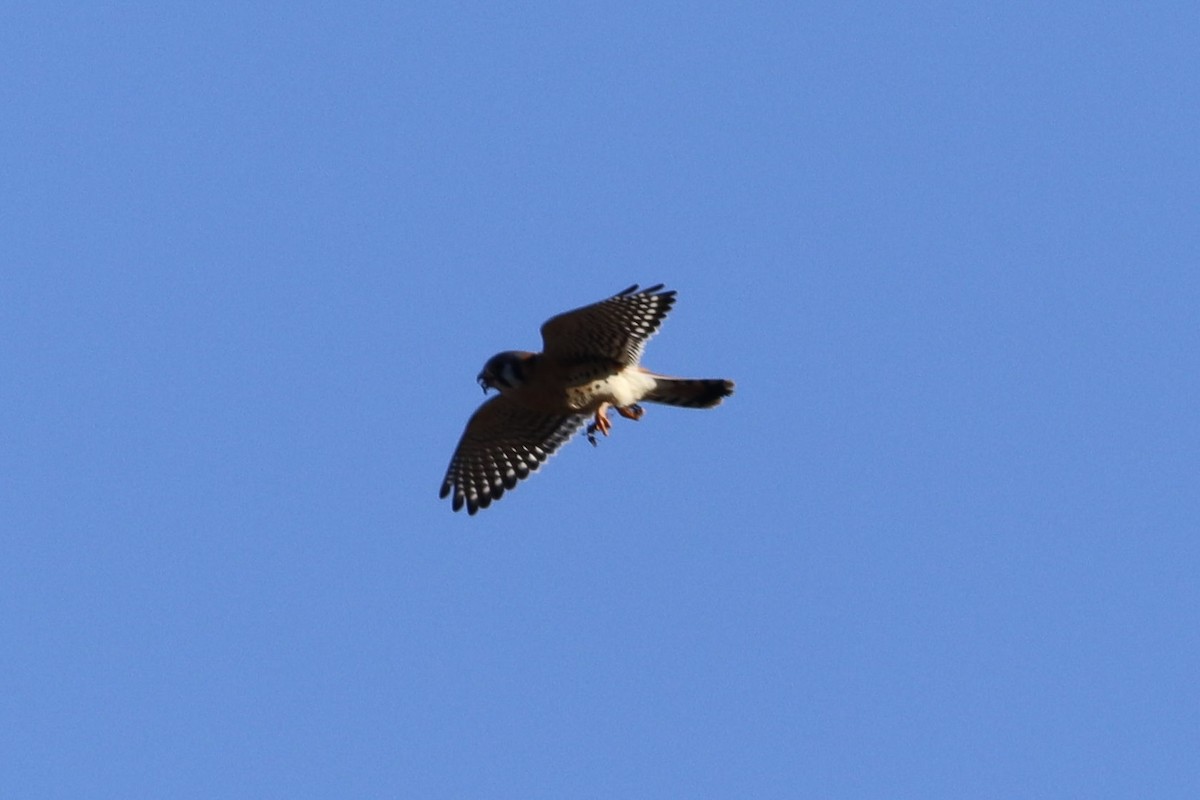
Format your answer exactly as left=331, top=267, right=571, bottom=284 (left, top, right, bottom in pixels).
left=644, top=377, right=734, bottom=409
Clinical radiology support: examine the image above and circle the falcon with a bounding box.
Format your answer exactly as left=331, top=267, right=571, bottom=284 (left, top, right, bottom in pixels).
left=439, top=284, right=734, bottom=514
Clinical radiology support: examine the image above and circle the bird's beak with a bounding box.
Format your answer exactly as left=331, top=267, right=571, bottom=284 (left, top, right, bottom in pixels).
left=477, top=373, right=490, bottom=393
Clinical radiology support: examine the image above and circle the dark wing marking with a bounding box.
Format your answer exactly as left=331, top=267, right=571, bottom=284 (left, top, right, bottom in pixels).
left=439, top=395, right=586, bottom=515
left=540, top=284, right=676, bottom=366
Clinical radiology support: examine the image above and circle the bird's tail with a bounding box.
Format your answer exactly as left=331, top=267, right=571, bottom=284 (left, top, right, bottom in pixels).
left=644, top=377, right=734, bottom=409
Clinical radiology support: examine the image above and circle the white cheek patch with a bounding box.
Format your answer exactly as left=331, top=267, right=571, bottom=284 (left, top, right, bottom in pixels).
left=501, top=361, right=521, bottom=387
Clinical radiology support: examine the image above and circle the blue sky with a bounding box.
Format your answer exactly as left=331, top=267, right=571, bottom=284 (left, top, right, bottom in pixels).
left=4, top=2, right=1197, bottom=797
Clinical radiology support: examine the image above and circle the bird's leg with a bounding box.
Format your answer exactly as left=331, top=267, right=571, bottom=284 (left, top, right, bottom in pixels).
left=616, top=403, right=644, bottom=421
left=586, top=402, right=613, bottom=446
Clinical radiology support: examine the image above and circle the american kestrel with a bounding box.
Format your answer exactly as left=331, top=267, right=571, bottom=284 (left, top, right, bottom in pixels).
left=439, top=284, right=734, bottom=515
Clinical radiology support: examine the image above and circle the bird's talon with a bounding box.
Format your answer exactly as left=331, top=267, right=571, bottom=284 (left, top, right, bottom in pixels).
left=618, top=403, right=645, bottom=421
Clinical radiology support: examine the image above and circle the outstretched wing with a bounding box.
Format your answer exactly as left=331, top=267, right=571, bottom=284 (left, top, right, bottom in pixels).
left=439, top=395, right=586, bottom=515
left=540, top=284, right=676, bottom=366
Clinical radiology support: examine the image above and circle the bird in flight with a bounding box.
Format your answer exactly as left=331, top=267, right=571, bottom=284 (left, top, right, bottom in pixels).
left=439, top=284, right=734, bottom=515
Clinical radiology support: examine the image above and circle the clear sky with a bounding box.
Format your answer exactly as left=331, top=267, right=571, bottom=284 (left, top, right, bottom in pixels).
left=4, top=3, right=1197, bottom=797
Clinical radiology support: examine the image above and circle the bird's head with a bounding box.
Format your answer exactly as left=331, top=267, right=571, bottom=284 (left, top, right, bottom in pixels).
left=477, top=351, right=535, bottom=393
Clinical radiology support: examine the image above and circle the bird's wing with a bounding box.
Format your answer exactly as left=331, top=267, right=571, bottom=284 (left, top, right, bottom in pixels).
left=539, top=284, right=676, bottom=366
left=439, top=395, right=586, bottom=515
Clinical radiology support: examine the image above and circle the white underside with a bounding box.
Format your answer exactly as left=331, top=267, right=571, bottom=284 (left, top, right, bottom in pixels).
left=599, top=367, right=658, bottom=408
left=567, top=366, right=658, bottom=411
